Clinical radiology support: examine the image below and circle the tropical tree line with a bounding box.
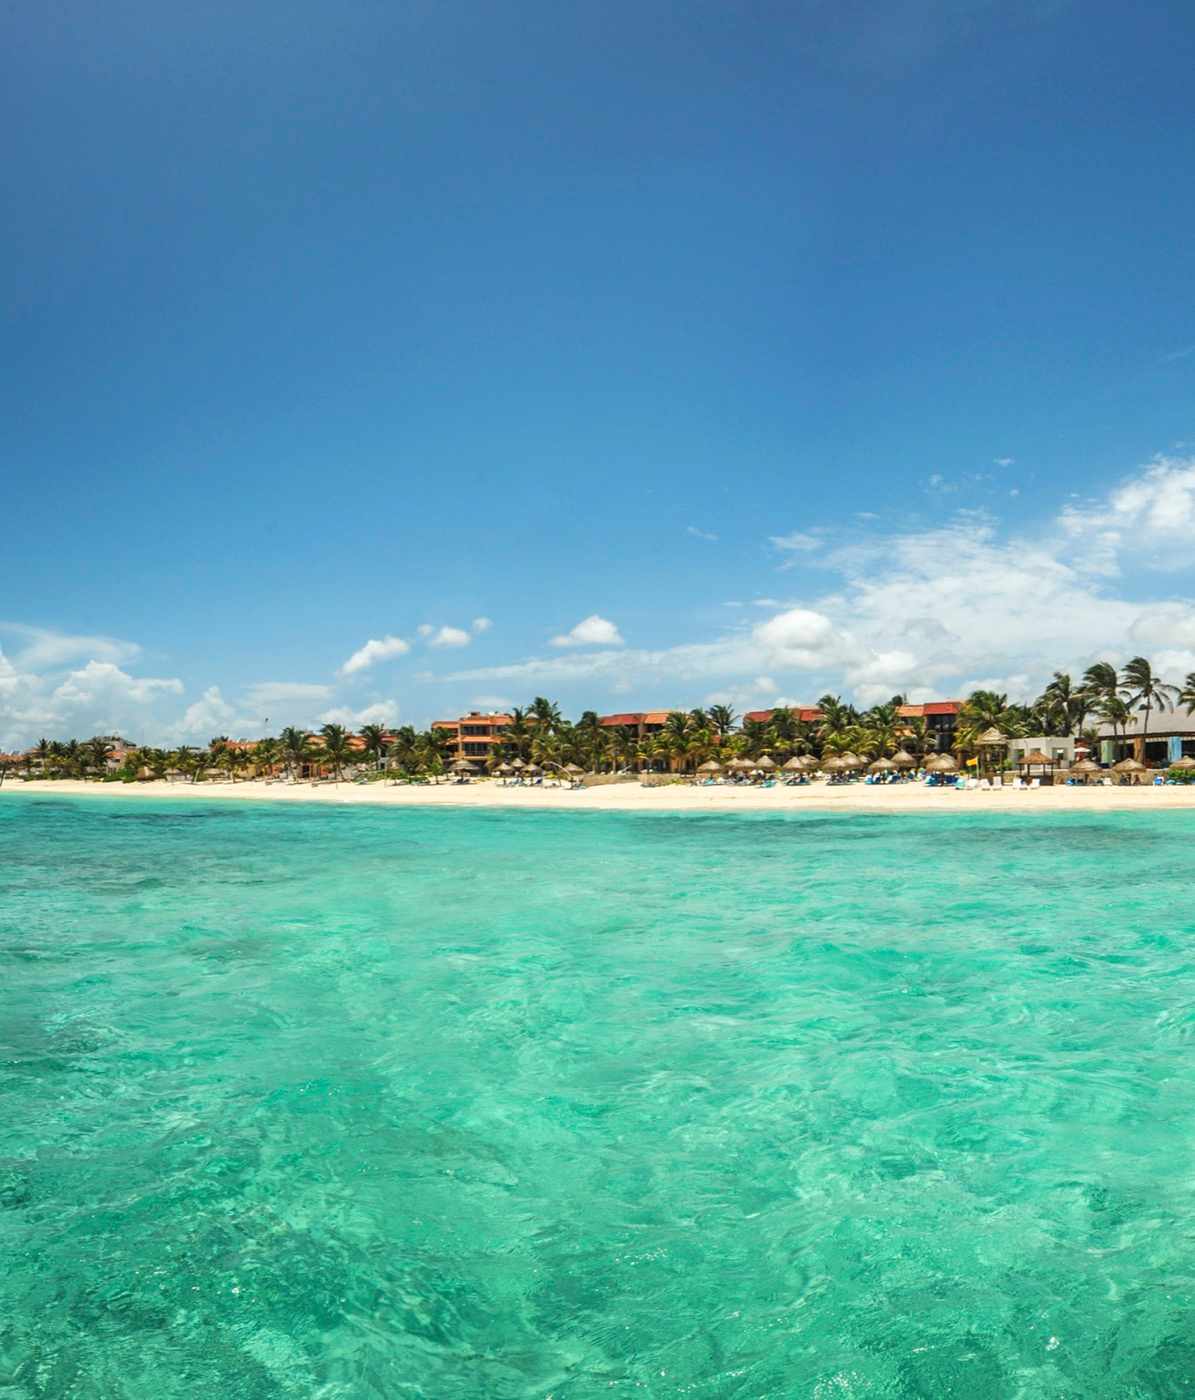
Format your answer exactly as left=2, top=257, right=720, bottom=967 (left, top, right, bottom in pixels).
left=9, top=657, right=1195, bottom=782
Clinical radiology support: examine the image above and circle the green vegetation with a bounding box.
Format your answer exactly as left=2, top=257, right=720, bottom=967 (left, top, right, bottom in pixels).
left=6, top=658, right=1194, bottom=782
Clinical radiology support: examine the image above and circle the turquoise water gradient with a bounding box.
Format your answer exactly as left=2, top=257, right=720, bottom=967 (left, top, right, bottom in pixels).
left=4, top=796, right=1195, bottom=1397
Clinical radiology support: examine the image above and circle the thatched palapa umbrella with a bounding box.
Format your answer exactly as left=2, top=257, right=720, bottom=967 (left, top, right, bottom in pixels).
left=755, top=755, right=777, bottom=772
left=891, top=749, right=916, bottom=768
left=452, top=758, right=478, bottom=774
left=727, top=757, right=756, bottom=773
left=563, top=762, right=585, bottom=775
left=925, top=754, right=958, bottom=773
left=838, top=752, right=865, bottom=771
left=1112, top=756, right=1147, bottom=784
left=869, top=757, right=896, bottom=773
left=821, top=756, right=845, bottom=773
left=1018, top=749, right=1055, bottom=781
left=510, top=758, right=526, bottom=771
left=1171, top=755, right=1195, bottom=771
left=697, top=760, right=724, bottom=775
left=1069, top=757, right=1100, bottom=783
left=782, top=756, right=804, bottom=772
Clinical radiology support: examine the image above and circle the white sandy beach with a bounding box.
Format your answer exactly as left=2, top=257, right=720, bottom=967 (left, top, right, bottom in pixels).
left=4, top=777, right=1195, bottom=814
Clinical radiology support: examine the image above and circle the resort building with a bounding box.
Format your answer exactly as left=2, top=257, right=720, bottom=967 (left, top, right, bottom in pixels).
left=432, top=712, right=512, bottom=763
left=90, top=735, right=140, bottom=769
left=597, top=711, right=687, bottom=740
left=894, top=701, right=963, bottom=752
left=1097, top=713, right=1195, bottom=767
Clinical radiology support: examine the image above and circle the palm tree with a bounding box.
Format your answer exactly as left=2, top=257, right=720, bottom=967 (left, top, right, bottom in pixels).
left=34, top=738, right=51, bottom=774
left=501, top=708, right=533, bottom=761
left=1082, top=661, right=1119, bottom=704
left=1096, top=696, right=1132, bottom=760
left=1037, top=672, right=1091, bottom=737
left=961, top=690, right=1010, bottom=730
left=359, top=724, right=388, bottom=770
left=706, top=704, right=737, bottom=740
left=529, top=697, right=562, bottom=735
left=253, top=737, right=281, bottom=777
left=86, top=738, right=113, bottom=777
left=900, top=716, right=931, bottom=760
left=1180, top=672, right=1195, bottom=716
left=740, top=716, right=772, bottom=760
left=1119, top=656, right=1180, bottom=756
left=280, top=726, right=312, bottom=781
left=386, top=726, right=418, bottom=774
left=319, top=723, right=352, bottom=780
left=817, top=694, right=855, bottom=738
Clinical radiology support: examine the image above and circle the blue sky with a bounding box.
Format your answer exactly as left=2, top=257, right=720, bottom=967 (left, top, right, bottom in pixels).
left=3, top=0, right=1195, bottom=746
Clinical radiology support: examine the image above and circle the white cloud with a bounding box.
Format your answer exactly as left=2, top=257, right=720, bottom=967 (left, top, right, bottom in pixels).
left=0, top=623, right=141, bottom=671
left=52, top=660, right=183, bottom=708
left=994, top=457, right=1015, bottom=467
left=175, top=686, right=239, bottom=738
left=687, top=526, right=719, bottom=542
left=435, top=452, right=1195, bottom=708
left=551, top=615, right=625, bottom=648
left=769, top=531, right=820, bottom=554
left=417, top=624, right=434, bottom=638
left=428, top=626, right=471, bottom=649
left=318, top=700, right=400, bottom=727
left=243, top=681, right=331, bottom=709
left=1059, top=454, right=1195, bottom=572
left=339, top=635, right=410, bottom=676
left=471, top=617, right=492, bottom=633
left=752, top=608, right=836, bottom=667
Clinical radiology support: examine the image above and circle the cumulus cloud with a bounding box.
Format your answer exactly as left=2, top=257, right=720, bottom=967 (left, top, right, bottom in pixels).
left=428, top=626, right=471, bottom=649
left=436, top=452, right=1195, bottom=707
left=318, top=700, right=400, bottom=727
left=1060, top=454, right=1195, bottom=572
left=686, top=526, right=719, bottom=542
left=52, top=661, right=183, bottom=708
left=174, top=686, right=239, bottom=738
left=0, top=640, right=190, bottom=749
left=551, top=615, right=625, bottom=648
left=752, top=608, right=835, bottom=667
left=339, top=635, right=410, bottom=675
left=471, top=617, right=492, bottom=633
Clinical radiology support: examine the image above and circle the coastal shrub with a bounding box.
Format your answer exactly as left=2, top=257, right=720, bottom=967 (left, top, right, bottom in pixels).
left=1166, top=766, right=1195, bottom=784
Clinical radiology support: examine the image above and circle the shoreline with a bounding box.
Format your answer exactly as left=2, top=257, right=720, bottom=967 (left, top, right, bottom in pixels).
left=4, top=777, right=1195, bottom=815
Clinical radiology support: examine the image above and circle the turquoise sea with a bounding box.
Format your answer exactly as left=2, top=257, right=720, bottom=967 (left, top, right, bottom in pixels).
left=3, top=795, right=1195, bottom=1398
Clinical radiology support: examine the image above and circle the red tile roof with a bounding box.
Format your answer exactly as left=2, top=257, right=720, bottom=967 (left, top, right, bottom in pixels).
left=743, top=706, right=823, bottom=724
left=899, top=701, right=963, bottom=717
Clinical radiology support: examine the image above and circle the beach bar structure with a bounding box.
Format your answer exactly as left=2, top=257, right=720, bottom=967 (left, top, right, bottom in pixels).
left=1097, top=713, right=1195, bottom=769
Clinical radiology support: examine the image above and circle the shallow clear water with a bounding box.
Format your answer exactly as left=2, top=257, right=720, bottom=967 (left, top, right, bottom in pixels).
left=3, top=795, right=1195, bottom=1397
